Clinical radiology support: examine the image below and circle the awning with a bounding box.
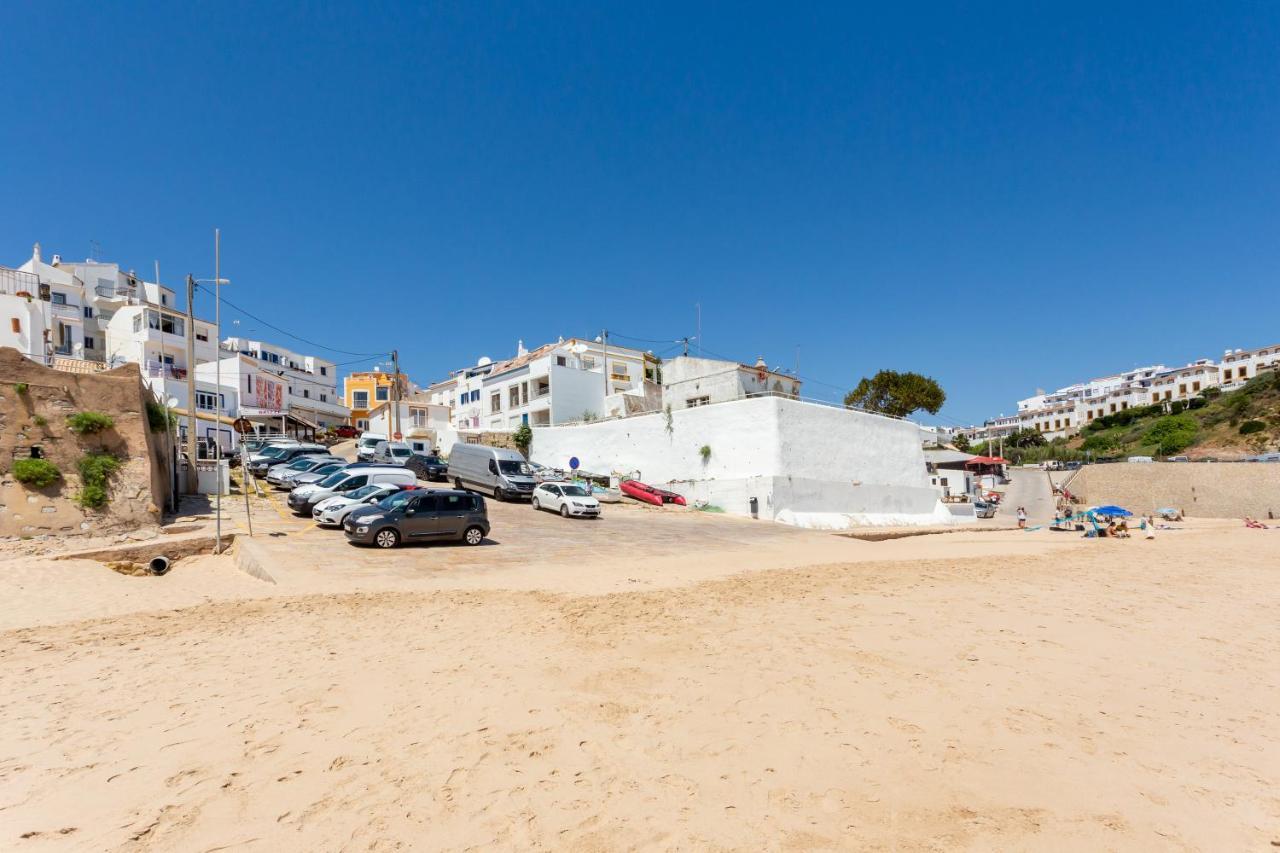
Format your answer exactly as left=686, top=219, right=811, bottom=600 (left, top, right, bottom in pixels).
left=169, top=407, right=240, bottom=427
left=965, top=455, right=1009, bottom=466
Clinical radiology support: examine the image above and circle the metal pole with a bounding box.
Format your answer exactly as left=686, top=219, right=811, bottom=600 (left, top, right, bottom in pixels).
left=214, top=228, right=222, bottom=554
left=184, top=275, right=199, bottom=492
left=601, top=329, right=608, bottom=397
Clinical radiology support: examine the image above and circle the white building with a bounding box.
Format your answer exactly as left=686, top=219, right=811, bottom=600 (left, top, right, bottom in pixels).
left=661, top=355, right=801, bottom=411
left=441, top=338, right=660, bottom=431
left=221, top=337, right=348, bottom=430
left=1220, top=345, right=1280, bottom=389
left=367, top=396, right=456, bottom=455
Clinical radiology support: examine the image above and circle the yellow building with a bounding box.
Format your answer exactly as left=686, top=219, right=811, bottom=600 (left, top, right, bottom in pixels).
left=344, top=370, right=411, bottom=430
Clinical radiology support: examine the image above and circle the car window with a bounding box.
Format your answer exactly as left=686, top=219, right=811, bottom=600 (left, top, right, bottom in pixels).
left=440, top=494, right=471, bottom=511
left=547, top=485, right=562, bottom=496
left=561, top=485, right=590, bottom=497
left=497, top=460, right=528, bottom=475
left=340, top=475, right=368, bottom=490
left=412, top=495, right=439, bottom=512
left=347, top=484, right=383, bottom=500
left=378, top=490, right=417, bottom=511
left=314, top=464, right=343, bottom=475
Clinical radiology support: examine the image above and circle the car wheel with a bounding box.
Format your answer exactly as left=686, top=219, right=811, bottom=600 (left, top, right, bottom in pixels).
left=560, top=504, right=570, bottom=518
left=373, top=528, right=399, bottom=549
left=494, top=487, right=506, bottom=502
left=532, top=497, right=541, bottom=511
left=463, top=526, right=484, bottom=546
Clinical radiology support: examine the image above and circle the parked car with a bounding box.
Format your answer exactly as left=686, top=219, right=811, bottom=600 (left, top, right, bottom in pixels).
left=344, top=489, right=489, bottom=548
left=447, top=443, right=536, bottom=501
left=527, top=462, right=567, bottom=483
left=531, top=482, right=602, bottom=518
left=266, top=455, right=339, bottom=487
left=373, top=440, right=415, bottom=464
left=284, top=460, right=349, bottom=488
left=287, top=465, right=418, bottom=514
left=406, top=454, right=449, bottom=482
left=248, top=443, right=327, bottom=477
left=332, top=424, right=359, bottom=439
left=973, top=499, right=997, bottom=519
left=312, top=483, right=416, bottom=527
left=355, top=433, right=384, bottom=461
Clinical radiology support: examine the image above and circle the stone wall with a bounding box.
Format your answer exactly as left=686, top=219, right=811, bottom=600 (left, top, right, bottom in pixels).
left=0, top=347, right=164, bottom=539
left=1069, top=462, right=1280, bottom=519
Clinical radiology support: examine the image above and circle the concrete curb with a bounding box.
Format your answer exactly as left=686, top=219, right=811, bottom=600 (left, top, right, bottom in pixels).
left=54, top=532, right=235, bottom=565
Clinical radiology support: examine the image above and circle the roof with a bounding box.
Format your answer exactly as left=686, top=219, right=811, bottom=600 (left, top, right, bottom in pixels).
left=965, top=455, right=1008, bottom=466
left=923, top=450, right=975, bottom=464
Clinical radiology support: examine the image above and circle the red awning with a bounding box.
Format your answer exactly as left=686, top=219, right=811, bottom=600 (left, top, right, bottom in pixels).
left=965, top=455, right=1009, bottom=466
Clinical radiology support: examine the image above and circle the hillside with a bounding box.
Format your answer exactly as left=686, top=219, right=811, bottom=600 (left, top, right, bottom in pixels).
left=1068, top=373, right=1280, bottom=460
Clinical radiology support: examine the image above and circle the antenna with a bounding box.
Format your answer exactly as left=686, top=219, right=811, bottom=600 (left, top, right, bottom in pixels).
left=89, top=239, right=101, bottom=261
left=695, top=302, right=701, bottom=356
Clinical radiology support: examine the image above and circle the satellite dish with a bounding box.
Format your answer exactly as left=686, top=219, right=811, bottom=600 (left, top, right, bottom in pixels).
left=567, top=343, right=589, bottom=355
left=166, top=397, right=179, bottom=408
left=477, top=356, right=492, bottom=366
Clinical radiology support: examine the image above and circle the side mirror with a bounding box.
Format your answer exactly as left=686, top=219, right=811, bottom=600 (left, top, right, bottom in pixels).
left=404, top=508, right=415, bottom=516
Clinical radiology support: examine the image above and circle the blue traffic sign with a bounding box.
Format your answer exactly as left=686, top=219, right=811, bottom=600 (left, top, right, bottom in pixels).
left=569, top=456, right=580, bottom=470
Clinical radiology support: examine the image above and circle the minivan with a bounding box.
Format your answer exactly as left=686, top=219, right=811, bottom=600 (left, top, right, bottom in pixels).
left=356, top=432, right=385, bottom=461
left=287, top=465, right=417, bottom=513
left=344, top=489, right=489, bottom=548
left=373, top=440, right=414, bottom=464
left=448, top=443, right=536, bottom=501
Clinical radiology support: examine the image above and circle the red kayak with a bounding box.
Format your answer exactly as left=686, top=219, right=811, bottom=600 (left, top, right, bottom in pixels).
left=619, top=479, right=687, bottom=507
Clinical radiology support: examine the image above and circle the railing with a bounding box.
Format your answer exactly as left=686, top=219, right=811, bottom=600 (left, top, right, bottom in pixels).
left=553, top=389, right=912, bottom=427
left=94, top=284, right=135, bottom=299
left=145, top=364, right=189, bottom=380
left=0, top=265, right=40, bottom=297
left=50, top=302, right=81, bottom=319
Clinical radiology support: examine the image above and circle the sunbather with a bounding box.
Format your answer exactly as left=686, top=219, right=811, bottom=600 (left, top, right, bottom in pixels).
left=1244, top=517, right=1269, bottom=529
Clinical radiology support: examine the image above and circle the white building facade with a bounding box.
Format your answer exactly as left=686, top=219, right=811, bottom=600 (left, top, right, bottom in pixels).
left=221, top=337, right=348, bottom=430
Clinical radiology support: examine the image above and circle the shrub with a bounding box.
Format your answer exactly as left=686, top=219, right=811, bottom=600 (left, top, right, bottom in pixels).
left=1186, top=397, right=1206, bottom=410
left=512, top=423, right=532, bottom=456
left=13, top=382, right=28, bottom=394
left=699, top=444, right=712, bottom=460
left=32, top=415, right=48, bottom=427
left=12, top=458, right=61, bottom=487
left=1144, top=414, right=1199, bottom=455
left=145, top=400, right=175, bottom=433
left=76, top=453, right=121, bottom=509
left=1081, top=432, right=1119, bottom=452
left=1201, top=386, right=1222, bottom=400
left=1239, top=420, right=1266, bottom=435
left=1170, top=400, right=1186, bottom=415
left=66, top=411, right=115, bottom=435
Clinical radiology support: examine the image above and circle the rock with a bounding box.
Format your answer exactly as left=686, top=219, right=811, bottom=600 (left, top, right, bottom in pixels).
left=41, top=506, right=56, bottom=514
left=80, top=522, right=91, bottom=530
left=27, top=496, right=38, bottom=504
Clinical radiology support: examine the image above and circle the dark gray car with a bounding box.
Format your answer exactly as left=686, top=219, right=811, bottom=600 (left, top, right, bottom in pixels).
left=344, top=489, right=489, bottom=548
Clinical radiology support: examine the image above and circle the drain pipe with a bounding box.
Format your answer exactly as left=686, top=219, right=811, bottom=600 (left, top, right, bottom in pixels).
left=147, top=556, right=171, bottom=576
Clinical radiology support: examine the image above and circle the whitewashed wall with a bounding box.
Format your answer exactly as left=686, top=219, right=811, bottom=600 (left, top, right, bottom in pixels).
left=532, top=396, right=948, bottom=527
left=548, top=364, right=607, bottom=424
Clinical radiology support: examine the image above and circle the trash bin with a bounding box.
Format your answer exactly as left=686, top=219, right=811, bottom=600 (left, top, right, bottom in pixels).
left=749, top=496, right=758, bottom=519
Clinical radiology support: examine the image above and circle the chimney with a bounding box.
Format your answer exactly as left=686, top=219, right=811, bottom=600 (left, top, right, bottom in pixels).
left=754, top=356, right=767, bottom=369
left=517, top=339, right=527, bottom=357
left=32, top=242, right=41, bottom=267
left=51, top=254, right=61, bottom=265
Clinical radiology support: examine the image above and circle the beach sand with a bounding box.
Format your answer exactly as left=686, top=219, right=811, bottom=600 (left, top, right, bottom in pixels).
left=1, top=523, right=1277, bottom=850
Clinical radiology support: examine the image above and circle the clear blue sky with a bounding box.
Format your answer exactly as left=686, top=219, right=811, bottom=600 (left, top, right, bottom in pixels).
left=2, top=2, right=1276, bottom=426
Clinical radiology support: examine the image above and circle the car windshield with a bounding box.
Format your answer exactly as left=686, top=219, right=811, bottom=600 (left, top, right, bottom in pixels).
left=376, top=490, right=416, bottom=511
left=317, top=472, right=347, bottom=488
left=360, top=438, right=380, bottom=447
left=347, top=484, right=384, bottom=500
left=498, top=460, right=529, bottom=475
left=560, top=485, right=590, bottom=497
left=423, top=456, right=443, bottom=465
left=392, top=448, right=411, bottom=457
left=312, top=464, right=342, bottom=474
left=260, top=446, right=288, bottom=458
left=288, top=459, right=315, bottom=470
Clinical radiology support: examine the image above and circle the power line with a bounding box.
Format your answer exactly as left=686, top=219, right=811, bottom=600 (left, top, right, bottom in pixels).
left=606, top=331, right=691, bottom=346
left=196, top=283, right=386, bottom=358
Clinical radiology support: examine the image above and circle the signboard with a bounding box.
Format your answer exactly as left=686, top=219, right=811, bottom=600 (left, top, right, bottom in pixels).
left=254, top=375, right=283, bottom=412
left=393, top=431, right=403, bottom=440
left=569, top=456, right=580, bottom=470
left=232, top=417, right=255, bottom=434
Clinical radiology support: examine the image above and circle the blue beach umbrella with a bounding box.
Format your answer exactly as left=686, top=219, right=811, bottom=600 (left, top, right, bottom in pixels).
left=1091, top=505, right=1132, bottom=517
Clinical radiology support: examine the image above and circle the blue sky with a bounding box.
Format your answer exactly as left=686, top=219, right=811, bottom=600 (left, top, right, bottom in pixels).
left=2, top=2, right=1277, bottom=426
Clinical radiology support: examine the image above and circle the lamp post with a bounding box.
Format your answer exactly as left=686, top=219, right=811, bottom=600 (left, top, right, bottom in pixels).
left=196, top=229, right=229, bottom=554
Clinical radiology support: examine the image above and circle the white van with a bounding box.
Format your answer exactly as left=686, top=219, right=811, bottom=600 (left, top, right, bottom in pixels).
left=356, top=432, right=385, bottom=462
left=287, top=465, right=417, bottom=513
left=373, top=440, right=414, bottom=464
left=448, top=443, right=536, bottom=501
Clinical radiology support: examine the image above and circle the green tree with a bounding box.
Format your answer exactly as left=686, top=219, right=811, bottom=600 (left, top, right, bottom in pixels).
left=1144, top=414, right=1198, bottom=456
left=952, top=433, right=971, bottom=452
left=1006, top=427, right=1047, bottom=449
left=844, top=371, right=946, bottom=418
left=512, top=423, right=532, bottom=457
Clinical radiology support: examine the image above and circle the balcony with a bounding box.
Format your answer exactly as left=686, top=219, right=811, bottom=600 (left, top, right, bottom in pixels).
left=145, top=364, right=189, bottom=380
left=0, top=266, right=39, bottom=297
left=50, top=302, right=82, bottom=320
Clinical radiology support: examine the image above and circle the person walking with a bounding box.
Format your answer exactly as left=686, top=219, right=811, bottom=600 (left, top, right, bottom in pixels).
left=1017, top=506, right=1027, bottom=529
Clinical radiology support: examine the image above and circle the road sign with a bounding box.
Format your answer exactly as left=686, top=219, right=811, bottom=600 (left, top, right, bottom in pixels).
left=393, top=431, right=403, bottom=440
left=569, top=456, right=580, bottom=470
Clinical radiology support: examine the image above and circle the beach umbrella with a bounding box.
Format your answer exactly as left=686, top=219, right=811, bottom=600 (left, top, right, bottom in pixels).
left=1091, top=505, right=1132, bottom=517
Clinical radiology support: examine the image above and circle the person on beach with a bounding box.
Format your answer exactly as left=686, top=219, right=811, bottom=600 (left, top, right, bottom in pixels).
left=1017, top=506, right=1027, bottom=528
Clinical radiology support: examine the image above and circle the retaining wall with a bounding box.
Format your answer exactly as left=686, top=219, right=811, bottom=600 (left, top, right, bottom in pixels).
left=1069, top=462, right=1280, bottom=519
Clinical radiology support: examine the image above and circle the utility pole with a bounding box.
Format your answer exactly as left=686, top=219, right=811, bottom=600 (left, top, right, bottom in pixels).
left=390, top=350, right=401, bottom=442
left=213, top=229, right=222, bottom=555
left=184, top=275, right=199, bottom=493
left=601, top=329, right=608, bottom=397
left=681, top=337, right=689, bottom=357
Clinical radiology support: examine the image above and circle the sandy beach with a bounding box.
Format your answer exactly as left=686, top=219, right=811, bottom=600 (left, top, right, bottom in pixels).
left=2, top=520, right=1278, bottom=851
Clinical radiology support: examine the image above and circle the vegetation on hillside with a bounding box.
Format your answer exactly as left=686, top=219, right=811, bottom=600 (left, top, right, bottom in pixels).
left=66, top=411, right=115, bottom=435
left=76, top=453, right=122, bottom=509
left=12, top=458, right=61, bottom=488
left=967, top=372, right=1280, bottom=463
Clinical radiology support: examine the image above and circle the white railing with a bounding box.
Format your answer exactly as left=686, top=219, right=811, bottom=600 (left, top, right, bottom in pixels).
left=145, top=364, right=189, bottom=380
left=50, top=302, right=81, bottom=319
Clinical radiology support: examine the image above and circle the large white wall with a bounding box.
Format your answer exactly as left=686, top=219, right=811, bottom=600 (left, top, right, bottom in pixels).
left=531, top=396, right=948, bottom=527
left=548, top=364, right=606, bottom=424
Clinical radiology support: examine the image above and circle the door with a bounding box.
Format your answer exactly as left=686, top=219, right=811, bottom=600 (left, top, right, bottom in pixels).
left=401, top=495, right=441, bottom=539
left=434, top=493, right=471, bottom=537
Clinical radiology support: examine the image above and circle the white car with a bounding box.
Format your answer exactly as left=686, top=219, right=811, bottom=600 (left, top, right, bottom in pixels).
left=312, top=483, right=407, bottom=527
left=531, top=482, right=601, bottom=518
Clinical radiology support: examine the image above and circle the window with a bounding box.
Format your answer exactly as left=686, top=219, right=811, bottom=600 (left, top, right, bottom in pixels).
left=1192, top=381, right=1201, bottom=392
left=686, top=396, right=710, bottom=407
left=1179, top=384, right=1187, bottom=396
left=412, top=409, right=427, bottom=428
left=470, top=390, right=480, bottom=403
left=459, top=394, right=468, bottom=406
left=509, top=386, right=520, bottom=407
left=84, top=336, right=95, bottom=350
left=611, top=362, right=629, bottom=378
left=490, top=392, right=502, bottom=413
left=303, top=389, right=310, bottom=398
left=161, top=294, right=168, bottom=306
left=320, top=366, right=327, bottom=376
left=196, top=331, right=208, bottom=342
left=357, top=419, right=369, bottom=430
left=51, top=292, right=67, bottom=305
left=83, top=306, right=93, bottom=318
left=556, top=356, right=567, bottom=366
left=581, top=356, right=596, bottom=370
left=1239, top=367, right=1248, bottom=378
left=352, top=391, right=369, bottom=409
left=196, top=391, right=222, bottom=411
left=375, top=386, right=389, bottom=402
left=1223, top=369, right=1232, bottom=381
left=147, top=310, right=184, bottom=337
left=320, top=394, right=327, bottom=403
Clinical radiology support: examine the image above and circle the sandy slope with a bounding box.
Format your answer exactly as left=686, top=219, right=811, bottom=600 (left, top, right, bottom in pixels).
left=1, top=527, right=1278, bottom=850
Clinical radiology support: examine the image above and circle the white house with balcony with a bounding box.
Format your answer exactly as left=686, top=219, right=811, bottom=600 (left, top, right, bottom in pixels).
left=221, top=337, right=348, bottom=431
left=1220, top=345, right=1280, bottom=388
left=440, top=338, right=660, bottom=431
left=3, top=244, right=89, bottom=365
left=367, top=396, right=457, bottom=455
